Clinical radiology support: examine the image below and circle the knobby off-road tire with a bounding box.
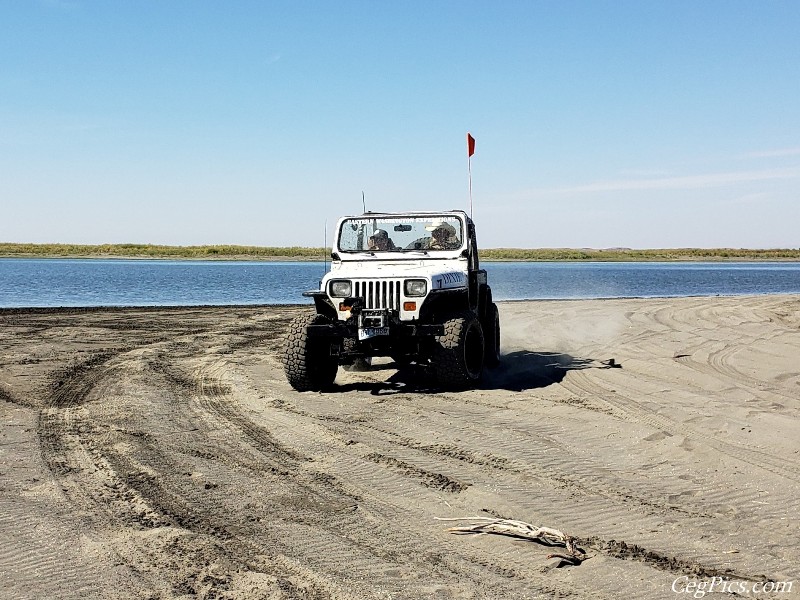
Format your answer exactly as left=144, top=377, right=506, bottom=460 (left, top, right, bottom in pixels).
left=433, top=312, right=485, bottom=389
left=483, top=302, right=501, bottom=368
left=283, top=313, right=338, bottom=391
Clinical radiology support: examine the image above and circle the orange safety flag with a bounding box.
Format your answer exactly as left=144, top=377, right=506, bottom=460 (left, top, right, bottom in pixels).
left=467, top=133, right=476, bottom=157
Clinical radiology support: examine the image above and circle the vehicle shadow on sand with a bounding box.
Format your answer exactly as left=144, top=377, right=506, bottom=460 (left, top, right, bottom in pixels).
left=334, top=351, right=597, bottom=395
left=481, top=351, right=596, bottom=392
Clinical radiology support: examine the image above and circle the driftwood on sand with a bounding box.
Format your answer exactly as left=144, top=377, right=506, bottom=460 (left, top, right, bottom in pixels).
left=436, top=516, right=588, bottom=566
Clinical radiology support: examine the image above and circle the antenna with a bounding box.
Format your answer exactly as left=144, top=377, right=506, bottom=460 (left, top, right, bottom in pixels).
left=362, top=191, right=366, bottom=213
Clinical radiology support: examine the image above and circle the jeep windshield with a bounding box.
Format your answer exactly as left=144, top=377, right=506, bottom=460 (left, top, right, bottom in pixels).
left=338, top=215, right=464, bottom=253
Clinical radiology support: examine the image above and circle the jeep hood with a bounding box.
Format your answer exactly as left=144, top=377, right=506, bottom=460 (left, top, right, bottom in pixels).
left=325, top=259, right=468, bottom=290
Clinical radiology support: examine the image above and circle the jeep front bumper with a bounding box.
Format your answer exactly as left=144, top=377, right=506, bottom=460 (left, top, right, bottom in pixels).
left=305, top=320, right=444, bottom=339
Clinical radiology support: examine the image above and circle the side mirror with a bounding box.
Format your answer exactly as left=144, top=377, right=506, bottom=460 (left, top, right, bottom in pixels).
left=331, top=251, right=340, bottom=260
left=460, top=249, right=470, bottom=259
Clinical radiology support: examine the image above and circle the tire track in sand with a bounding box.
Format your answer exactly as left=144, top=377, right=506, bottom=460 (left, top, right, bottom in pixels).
left=178, top=357, right=552, bottom=599
left=192, top=355, right=774, bottom=597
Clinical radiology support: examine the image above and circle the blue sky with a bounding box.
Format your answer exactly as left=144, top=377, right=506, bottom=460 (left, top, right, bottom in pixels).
left=2, top=1, right=798, bottom=249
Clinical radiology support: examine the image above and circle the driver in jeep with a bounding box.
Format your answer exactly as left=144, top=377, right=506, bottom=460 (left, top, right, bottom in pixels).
left=427, top=221, right=460, bottom=249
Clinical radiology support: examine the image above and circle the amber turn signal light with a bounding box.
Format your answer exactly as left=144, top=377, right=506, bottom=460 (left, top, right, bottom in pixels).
left=339, top=303, right=352, bottom=311
left=403, top=301, right=417, bottom=311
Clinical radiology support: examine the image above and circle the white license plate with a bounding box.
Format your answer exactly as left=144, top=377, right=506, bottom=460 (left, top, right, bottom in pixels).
left=358, top=327, right=389, bottom=340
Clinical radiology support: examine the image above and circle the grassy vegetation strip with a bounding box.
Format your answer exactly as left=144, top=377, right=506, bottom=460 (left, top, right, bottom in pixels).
left=0, top=243, right=327, bottom=259
left=0, top=243, right=798, bottom=261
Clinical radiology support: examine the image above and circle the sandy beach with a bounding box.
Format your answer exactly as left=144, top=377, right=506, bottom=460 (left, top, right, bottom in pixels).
left=1, top=295, right=798, bottom=599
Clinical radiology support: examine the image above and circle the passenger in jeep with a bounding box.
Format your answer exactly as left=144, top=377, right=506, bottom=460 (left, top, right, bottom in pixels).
left=426, top=221, right=460, bottom=249
left=368, top=229, right=396, bottom=251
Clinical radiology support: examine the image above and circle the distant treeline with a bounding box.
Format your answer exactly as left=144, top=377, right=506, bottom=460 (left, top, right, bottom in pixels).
left=1, top=243, right=799, bottom=261
left=0, top=243, right=327, bottom=259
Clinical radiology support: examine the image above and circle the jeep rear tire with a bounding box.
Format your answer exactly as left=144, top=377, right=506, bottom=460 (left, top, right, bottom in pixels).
left=283, top=313, right=338, bottom=391
left=391, top=354, right=413, bottom=367
left=483, top=302, right=501, bottom=368
left=433, top=312, right=485, bottom=389
left=341, top=338, right=372, bottom=371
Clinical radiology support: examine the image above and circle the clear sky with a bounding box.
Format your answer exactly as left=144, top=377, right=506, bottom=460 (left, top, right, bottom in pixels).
left=2, top=1, right=798, bottom=249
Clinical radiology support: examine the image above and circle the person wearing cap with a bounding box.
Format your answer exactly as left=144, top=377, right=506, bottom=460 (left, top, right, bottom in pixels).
left=368, top=229, right=396, bottom=251
left=425, top=220, right=460, bottom=249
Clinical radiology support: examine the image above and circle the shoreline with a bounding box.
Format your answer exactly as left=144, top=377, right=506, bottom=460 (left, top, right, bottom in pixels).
left=1, top=253, right=800, bottom=263
left=2, top=292, right=799, bottom=313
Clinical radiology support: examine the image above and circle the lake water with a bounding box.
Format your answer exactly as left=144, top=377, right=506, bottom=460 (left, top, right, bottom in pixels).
left=1, top=258, right=799, bottom=308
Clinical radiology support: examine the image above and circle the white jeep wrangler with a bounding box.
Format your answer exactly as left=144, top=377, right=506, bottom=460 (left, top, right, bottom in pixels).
left=283, top=210, right=500, bottom=391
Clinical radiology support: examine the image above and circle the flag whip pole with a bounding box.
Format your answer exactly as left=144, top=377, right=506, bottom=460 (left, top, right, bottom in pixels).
left=466, top=133, right=476, bottom=218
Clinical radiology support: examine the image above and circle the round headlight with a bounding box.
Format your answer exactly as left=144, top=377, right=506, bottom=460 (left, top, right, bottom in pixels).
left=330, top=280, right=352, bottom=297
left=404, top=279, right=427, bottom=297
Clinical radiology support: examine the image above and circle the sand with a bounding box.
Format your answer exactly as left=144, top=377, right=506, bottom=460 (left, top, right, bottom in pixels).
left=1, top=295, right=798, bottom=599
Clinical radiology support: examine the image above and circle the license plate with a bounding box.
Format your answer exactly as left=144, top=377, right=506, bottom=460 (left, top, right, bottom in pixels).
left=358, top=327, right=389, bottom=340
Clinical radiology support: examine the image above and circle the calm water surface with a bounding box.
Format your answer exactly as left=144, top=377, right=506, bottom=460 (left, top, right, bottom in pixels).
left=1, top=258, right=799, bottom=308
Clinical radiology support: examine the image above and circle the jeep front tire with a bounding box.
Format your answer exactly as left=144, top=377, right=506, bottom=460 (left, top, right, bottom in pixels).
left=283, top=313, right=338, bottom=391
left=433, top=312, right=485, bottom=389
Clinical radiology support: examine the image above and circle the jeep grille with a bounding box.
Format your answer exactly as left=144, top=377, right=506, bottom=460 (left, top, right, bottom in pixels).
left=353, top=279, right=402, bottom=311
